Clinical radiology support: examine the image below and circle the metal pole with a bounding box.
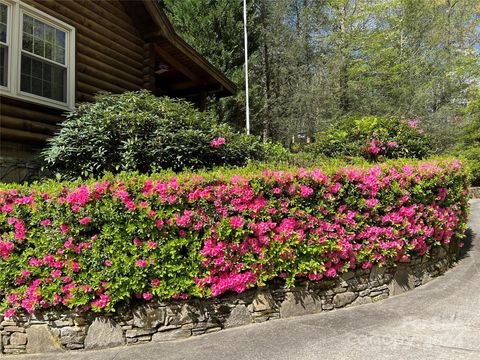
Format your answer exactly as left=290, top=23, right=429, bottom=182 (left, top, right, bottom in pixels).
left=243, top=0, right=250, bottom=135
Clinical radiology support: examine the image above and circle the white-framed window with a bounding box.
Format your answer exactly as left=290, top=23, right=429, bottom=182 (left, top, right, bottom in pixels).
left=0, top=1, right=10, bottom=88
left=0, top=0, right=75, bottom=110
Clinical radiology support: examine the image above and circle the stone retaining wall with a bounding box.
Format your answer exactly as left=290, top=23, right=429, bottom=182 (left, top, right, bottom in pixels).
left=0, top=243, right=460, bottom=356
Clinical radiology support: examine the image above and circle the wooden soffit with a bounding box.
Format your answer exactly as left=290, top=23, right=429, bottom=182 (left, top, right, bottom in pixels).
left=121, top=0, right=236, bottom=98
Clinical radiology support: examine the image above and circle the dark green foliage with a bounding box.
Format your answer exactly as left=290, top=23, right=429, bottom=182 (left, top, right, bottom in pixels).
left=41, top=91, right=266, bottom=179
left=306, top=116, right=432, bottom=161
left=450, top=89, right=480, bottom=185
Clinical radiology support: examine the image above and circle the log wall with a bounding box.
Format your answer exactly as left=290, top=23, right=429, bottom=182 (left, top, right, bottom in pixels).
left=1, top=0, right=146, bottom=180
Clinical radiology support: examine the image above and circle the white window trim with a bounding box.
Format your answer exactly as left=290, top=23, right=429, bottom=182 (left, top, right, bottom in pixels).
left=0, top=0, right=75, bottom=110
left=0, top=0, right=12, bottom=92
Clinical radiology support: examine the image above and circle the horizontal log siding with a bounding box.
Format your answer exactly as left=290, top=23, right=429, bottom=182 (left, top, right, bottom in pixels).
left=0, top=100, right=62, bottom=144
left=1, top=0, right=145, bottom=145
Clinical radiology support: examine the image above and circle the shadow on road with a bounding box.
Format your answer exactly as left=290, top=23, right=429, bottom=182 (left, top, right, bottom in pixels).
left=459, top=227, right=476, bottom=260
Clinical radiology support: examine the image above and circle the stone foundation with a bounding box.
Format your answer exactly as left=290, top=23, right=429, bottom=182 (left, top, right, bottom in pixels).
left=0, top=244, right=460, bottom=356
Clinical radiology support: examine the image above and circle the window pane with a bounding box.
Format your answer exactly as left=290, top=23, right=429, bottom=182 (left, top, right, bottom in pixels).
left=0, top=3, right=6, bottom=24
left=20, top=72, right=31, bottom=93
left=55, top=29, right=65, bottom=48
left=52, top=66, right=66, bottom=102
left=0, top=24, right=6, bottom=44
left=33, top=37, right=44, bottom=57
left=23, top=15, right=66, bottom=64
left=32, top=77, right=42, bottom=95
left=42, top=80, right=52, bottom=99
left=44, top=25, right=54, bottom=43
left=0, top=45, right=7, bottom=86
left=45, top=41, right=52, bottom=59
left=32, top=57, right=42, bottom=78
left=54, top=45, right=65, bottom=63
left=21, top=54, right=31, bottom=75
left=33, top=18, right=44, bottom=39
left=0, top=3, right=7, bottom=43
left=22, top=34, right=33, bottom=52
left=21, top=54, right=66, bottom=102
left=23, top=14, right=33, bottom=35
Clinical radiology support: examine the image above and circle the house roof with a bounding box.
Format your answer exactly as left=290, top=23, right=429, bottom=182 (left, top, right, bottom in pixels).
left=122, top=0, right=236, bottom=99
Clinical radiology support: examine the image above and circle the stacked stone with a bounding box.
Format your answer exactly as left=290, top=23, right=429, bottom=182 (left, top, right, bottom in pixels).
left=0, top=244, right=458, bottom=356
left=1, top=319, right=28, bottom=355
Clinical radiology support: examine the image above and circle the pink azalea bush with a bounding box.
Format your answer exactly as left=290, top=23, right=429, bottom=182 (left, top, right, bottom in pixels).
left=0, top=159, right=468, bottom=317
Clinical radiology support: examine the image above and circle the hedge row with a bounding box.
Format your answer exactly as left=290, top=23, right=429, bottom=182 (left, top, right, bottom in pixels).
left=0, top=159, right=469, bottom=317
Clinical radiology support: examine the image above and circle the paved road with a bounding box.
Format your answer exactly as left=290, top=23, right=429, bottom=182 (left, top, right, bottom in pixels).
left=6, top=200, right=480, bottom=360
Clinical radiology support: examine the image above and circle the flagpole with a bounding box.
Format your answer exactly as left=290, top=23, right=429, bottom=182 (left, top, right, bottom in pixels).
left=243, top=0, right=250, bottom=135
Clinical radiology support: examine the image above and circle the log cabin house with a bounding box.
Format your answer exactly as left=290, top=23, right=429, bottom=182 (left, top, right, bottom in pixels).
left=0, top=0, right=236, bottom=182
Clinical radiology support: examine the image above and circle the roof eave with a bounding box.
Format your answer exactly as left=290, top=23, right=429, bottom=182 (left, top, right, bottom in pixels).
left=143, top=1, right=237, bottom=96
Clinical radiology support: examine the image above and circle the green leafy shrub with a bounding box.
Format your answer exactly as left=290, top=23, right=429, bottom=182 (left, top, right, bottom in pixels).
left=42, top=91, right=266, bottom=179
left=0, top=159, right=468, bottom=316
left=306, top=116, right=432, bottom=161
left=449, top=89, right=480, bottom=186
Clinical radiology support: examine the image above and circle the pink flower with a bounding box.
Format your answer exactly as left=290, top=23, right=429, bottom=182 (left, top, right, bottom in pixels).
left=64, top=237, right=74, bottom=249
left=51, top=270, right=62, bottom=278
left=230, top=217, right=244, bottom=229
left=40, top=219, right=52, bottom=227
left=407, top=120, right=418, bottom=128
left=330, top=183, right=342, bottom=194
left=152, top=278, right=161, bottom=287
left=21, top=270, right=30, bottom=277
left=147, top=241, right=158, bottom=249
left=210, top=137, right=226, bottom=148
left=28, top=258, right=43, bottom=267
left=71, top=262, right=80, bottom=272
left=60, top=224, right=70, bottom=234
left=367, top=139, right=381, bottom=155
left=366, top=198, right=379, bottom=208
left=135, top=259, right=148, bottom=268
left=143, top=293, right=153, bottom=300
left=79, top=216, right=91, bottom=225
left=133, top=238, right=142, bottom=247
left=299, top=185, right=314, bottom=198
left=105, top=260, right=112, bottom=267
left=325, top=268, right=337, bottom=278
left=7, top=293, right=19, bottom=303
left=4, top=308, right=15, bottom=318
left=387, top=141, right=398, bottom=148
left=362, top=261, right=372, bottom=269
left=91, top=294, right=110, bottom=309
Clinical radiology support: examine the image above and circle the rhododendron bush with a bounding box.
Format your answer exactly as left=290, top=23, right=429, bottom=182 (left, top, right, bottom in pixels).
left=41, top=91, right=266, bottom=179
left=0, top=159, right=468, bottom=317
left=307, top=116, right=431, bottom=161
